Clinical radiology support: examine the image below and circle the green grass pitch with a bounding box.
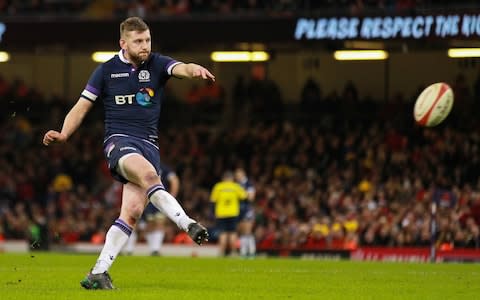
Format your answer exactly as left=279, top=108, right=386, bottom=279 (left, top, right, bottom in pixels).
left=0, top=252, right=479, bottom=299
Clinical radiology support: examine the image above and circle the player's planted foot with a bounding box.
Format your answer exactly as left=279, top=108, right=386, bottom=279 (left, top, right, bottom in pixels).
left=187, top=223, right=209, bottom=245
left=80, top=271, right=115, bottom=290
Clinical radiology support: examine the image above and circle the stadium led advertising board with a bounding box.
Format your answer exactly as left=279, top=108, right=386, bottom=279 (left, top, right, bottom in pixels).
left=295, top=14, right=480, bottom=40
left=3, top=12, right=480, bottom=50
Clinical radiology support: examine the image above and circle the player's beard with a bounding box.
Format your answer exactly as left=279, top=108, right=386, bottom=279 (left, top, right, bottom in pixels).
left=130, top=51, right=150, bottom=65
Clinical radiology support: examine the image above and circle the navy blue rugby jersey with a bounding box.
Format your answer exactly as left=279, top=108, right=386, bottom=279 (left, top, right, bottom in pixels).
left=239, top=178, right=255, bottom=196
left=80, top=50, right=182, bottom=142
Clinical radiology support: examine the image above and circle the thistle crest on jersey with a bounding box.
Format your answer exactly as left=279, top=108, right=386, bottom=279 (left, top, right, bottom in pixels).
left=138, top=70, right=150, bottom=82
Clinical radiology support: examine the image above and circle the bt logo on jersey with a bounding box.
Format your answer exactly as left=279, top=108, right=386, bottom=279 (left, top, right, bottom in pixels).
left=114, top=94, right=135, bottom=105
left=114, top=88, right=154, bottom=106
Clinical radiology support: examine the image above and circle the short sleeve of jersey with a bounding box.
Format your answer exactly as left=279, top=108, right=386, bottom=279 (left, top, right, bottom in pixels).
left=81, top=64, right=104, bottom=102
left=210, top=184, right=220, bottom=203
left=155, top=54, right=182, bottom=76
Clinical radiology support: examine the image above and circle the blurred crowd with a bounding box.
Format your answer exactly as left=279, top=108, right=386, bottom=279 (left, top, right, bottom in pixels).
left=1, top=0, right=478, bottom=17
left=0, top=70, right=480, bottom=253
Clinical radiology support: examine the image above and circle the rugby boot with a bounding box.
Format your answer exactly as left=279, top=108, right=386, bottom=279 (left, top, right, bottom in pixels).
left=187, top=223, right=209, bottom=245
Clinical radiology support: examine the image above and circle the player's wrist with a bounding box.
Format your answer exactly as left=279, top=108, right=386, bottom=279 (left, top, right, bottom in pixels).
left=59, top=132, right=69, bottom=142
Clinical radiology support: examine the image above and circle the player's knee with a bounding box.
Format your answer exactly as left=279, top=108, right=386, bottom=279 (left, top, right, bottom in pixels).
left=141, top=171, right=161, bottom=187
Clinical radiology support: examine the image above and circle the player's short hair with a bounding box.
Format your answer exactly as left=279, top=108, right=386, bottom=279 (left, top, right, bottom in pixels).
left=223, top=171, right=234, bottom=180
left=120, top=17, right=149, bottom=38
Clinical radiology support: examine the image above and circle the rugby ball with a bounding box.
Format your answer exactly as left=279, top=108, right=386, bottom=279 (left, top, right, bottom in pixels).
left=414, top=82, right=454, bottom=127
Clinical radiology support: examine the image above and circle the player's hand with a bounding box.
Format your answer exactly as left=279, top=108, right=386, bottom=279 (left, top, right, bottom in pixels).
left=43, top=130, right=67, bottom=146
left=191, top=64, right=215, bottom=81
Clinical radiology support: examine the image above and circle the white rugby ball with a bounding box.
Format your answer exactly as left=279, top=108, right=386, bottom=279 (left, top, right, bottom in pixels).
left=414, top=82, right=454, bottom=127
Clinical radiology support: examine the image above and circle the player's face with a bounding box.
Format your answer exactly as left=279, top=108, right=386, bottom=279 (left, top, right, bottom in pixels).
left=234, top=169, right=244, bottom=181
left=121, top=29, right=151, bottom=64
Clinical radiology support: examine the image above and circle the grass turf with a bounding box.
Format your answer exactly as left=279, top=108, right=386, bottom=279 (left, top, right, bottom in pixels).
left=0, top=252, right=479, bottom=299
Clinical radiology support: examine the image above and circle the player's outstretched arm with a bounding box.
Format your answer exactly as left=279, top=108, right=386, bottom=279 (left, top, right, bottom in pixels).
left=172, top=63, right=215, bottom=81
left=43, top=98, right=93, bottom=146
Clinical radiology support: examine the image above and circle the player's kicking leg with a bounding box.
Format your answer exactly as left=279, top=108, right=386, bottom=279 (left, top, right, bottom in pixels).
left=121, top=153, right=209, bottom=245
left=81, top=153, right=207, bottom=290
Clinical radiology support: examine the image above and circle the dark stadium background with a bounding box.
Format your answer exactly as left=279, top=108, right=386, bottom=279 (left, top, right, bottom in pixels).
left=0, top=0, right=480, bottom=262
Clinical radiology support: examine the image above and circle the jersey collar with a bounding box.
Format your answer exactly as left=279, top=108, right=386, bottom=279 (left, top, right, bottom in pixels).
left=118, top=49, right=151, bottom=66
left=118, top=49, right=130, bottom=64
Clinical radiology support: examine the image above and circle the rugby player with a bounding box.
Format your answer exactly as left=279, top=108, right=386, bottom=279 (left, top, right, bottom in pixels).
left=235, top=168, right=256, bottom=257
left=43, top=16, right=212, bottom=289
